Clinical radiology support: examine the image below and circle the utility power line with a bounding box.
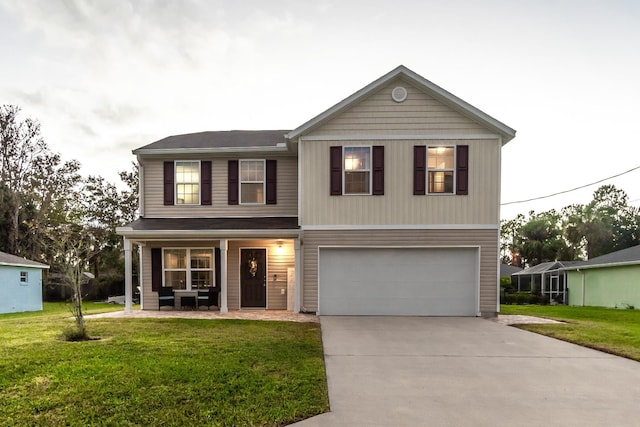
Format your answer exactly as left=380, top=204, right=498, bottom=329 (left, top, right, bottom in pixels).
left=501, top=165, right=640, bottom=206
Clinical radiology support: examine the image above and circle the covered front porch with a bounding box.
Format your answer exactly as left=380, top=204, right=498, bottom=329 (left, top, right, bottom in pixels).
left=116, top=217, right=301, bottom=314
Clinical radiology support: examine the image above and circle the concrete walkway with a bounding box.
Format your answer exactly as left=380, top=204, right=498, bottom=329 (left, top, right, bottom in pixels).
left=294, top=316, right=640, bottom=427
left=85, top=308, right=319, bottom=323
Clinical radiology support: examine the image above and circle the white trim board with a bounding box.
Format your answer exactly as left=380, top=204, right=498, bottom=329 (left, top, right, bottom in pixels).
left=299, top=134, right=501, bottom=142
left=301, top=224, right=498, bottom=231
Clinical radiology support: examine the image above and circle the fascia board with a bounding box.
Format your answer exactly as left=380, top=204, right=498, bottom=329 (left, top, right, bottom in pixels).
left=0, top=262, right=50, bottom=269
left=116, top=228, right=300, bottom=239
left=562, top=260, right=640, bottom=271
left=132, top=146, right=291, bottom=156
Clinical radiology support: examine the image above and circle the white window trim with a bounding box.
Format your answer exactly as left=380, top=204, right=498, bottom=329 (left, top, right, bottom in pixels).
left=162, top=248, right=215, bottom=291
left=174, top=160, right=201, bottom=206
left=20, top=271, right=28, bottom=284
left=343, top=145, right=372, bottom=196
left=427, top=145, right=456, bottom=195
left=239, top=159, right=266, bottom=205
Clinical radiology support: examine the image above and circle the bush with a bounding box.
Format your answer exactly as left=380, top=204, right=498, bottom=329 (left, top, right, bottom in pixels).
left=501, top=292, right=549, bottom=305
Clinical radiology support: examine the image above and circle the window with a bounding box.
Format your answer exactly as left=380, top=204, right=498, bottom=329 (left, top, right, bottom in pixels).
left=343, top=146, right=371, bottom=195
left=427, top=146, right=454, bottom=194
left=240, top=160, right=265, bottom=204
left=20, top=271, right=28, bottom=283
left=175, top=161, right=200, bottom=204
left=414, top=145, right=468, bottom=196
left=163, top=248, right=214, bottom=290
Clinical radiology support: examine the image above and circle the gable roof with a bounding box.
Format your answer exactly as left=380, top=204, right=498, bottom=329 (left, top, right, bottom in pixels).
left=133, top=130, right=290, bottom=155
left=501, top=264, right=523, bottom=277
left=286, top=65, right=516, bottom=143
left=0, top=251, right=49, bottom=269
left=512, top=260, right=582, bottom=276
left=562, top=245, right=640, bottom=271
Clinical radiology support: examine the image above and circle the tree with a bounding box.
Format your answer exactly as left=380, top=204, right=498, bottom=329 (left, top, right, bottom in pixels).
left=506, top=185, right=640, bottom=266
left=55, top=222, right=98, bottom=341
left=0, top=105, right=47, bottom=255
left=513, top=210, right=570, bottom=266
left=500, top=213, right=525, bottom=266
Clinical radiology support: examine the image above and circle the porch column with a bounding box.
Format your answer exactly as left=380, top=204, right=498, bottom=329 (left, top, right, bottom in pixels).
left=124, top=237, right=133, bottom=313
left=138, top=243, right=144, bottom=310
left=294, top=238, right=301, bottom=313
left=220, top=239, right=228, bottom=313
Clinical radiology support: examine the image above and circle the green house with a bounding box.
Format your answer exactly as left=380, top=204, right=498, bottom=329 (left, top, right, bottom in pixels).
left=564, top=245, right=640, bottom=308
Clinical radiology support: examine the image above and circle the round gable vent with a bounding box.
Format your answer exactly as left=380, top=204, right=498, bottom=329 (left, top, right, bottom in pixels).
left=391, top=86, right=408, bottom=103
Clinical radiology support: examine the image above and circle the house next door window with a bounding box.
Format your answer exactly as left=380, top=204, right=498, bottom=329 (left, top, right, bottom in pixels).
left=240, top=248, right=266, bottom=308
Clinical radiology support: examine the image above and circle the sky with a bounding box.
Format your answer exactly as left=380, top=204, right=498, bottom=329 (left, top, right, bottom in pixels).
left=1, top=0, right=639, bottom=220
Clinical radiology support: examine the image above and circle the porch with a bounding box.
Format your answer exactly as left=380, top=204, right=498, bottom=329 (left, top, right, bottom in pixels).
left=116, top=217, right=301, bottom=314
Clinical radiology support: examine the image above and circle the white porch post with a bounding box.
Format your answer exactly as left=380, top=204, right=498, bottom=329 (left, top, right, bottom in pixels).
left=220, top=239, right=228, bottom=313
left=124, top=237, right=133, bottom=313
left=138, top=244, right=144, bottom=310
left=294, top=238, right=301, bottom=313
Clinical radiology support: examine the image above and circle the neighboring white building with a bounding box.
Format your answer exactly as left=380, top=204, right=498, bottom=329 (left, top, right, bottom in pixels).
left=0, top=251, right=50, bottom=314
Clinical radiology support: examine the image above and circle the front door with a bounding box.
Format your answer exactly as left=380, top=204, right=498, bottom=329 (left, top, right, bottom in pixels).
left=241, top=248, right=266, bottom=308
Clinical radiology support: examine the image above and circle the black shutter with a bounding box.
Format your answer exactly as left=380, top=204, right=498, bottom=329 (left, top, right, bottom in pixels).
left=413, top=146, right=426, bottom=195
left=214, top=248, right=221, bottom=289
left=228, top=160, right=239, bottom=205
left=163, top=161, right=174, bottom=205
left=201, top=161, right=212, bottom=205
left=266, top=159, right=277, bottom=204
left=330, top=146, right=342, bottom=195
left=372, top=146, right=384, bottom=195
left=456, top=145, right=469, bottom=195
left=151, top=248, right=162, bottom=292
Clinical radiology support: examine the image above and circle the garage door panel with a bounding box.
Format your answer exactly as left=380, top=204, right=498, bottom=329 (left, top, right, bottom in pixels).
left=319, top=247, right=478, bottom=316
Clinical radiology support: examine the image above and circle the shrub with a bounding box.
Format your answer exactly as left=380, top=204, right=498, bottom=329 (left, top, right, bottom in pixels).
left=501, top=292, right=549, bottom=305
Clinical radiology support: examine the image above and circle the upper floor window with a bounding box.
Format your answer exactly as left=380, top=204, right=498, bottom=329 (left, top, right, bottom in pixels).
left=344, top=147, right=371, bottom=195
left=240, top=160, right=265, bottom=204
left=20, top=271, right=28, bottom=283
left=163, top=248, right=214, bottom=290
left=163, top=161, right=212, bottom=206
left=427, top=146, right=454, bottom=194
left=175, top=161, right=200, bottom=204
left=330, top=145, right=384, bottom=196
left=413, top=145, right=468, bottom=196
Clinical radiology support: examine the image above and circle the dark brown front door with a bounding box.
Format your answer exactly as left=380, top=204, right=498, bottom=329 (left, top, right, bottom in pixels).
left=241, top=248, right=266, bottom=308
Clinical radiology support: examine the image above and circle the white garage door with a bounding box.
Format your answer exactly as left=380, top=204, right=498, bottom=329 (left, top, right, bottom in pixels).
left=318, top=247, right=478, bottom=316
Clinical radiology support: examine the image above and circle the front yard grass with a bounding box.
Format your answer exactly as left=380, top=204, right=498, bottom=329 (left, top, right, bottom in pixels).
left=0, top=303, right=329, bottom=426
left=500, top=304, right=640, bottom=362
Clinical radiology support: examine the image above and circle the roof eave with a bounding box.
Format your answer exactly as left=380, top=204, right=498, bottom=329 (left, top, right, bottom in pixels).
left=286, top=65, right=516, bottom=143
left=0, top=261, right=50, bottom=269
left=116, top=228, right=300, bottom=239
left=562, top=260, right=640, bottom=271
left=132, top=145, right=291, bottom=156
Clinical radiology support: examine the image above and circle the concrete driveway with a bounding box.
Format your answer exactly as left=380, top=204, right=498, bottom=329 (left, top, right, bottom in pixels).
left=294, top=316, right=640, bottom=427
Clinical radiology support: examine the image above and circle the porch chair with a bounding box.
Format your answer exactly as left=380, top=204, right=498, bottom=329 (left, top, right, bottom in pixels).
left=197, top=287, right=219, bottom=310
left=158, top=286, right=175, bottom=309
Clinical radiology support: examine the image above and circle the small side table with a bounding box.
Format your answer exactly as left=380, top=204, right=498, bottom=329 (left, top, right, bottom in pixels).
left=181, top=296, right=196, bottom=310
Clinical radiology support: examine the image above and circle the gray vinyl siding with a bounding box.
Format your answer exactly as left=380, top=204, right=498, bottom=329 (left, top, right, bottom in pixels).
left=299, top=138, right=500, bottom=226
left=310, top=79, right=495, bottom=136
left=142, top=155, right=298, bottom=218
left=301, top=229, right=498, bottom=315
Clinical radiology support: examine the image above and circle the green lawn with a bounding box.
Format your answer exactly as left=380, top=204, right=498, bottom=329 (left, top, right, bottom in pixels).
left=0, top=303, right=329, bottom=426
left=500, top=304, right=640, bottom=361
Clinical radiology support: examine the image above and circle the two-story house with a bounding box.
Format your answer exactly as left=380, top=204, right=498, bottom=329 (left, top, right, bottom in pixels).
left=117, top=65, right=515, bottom=317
